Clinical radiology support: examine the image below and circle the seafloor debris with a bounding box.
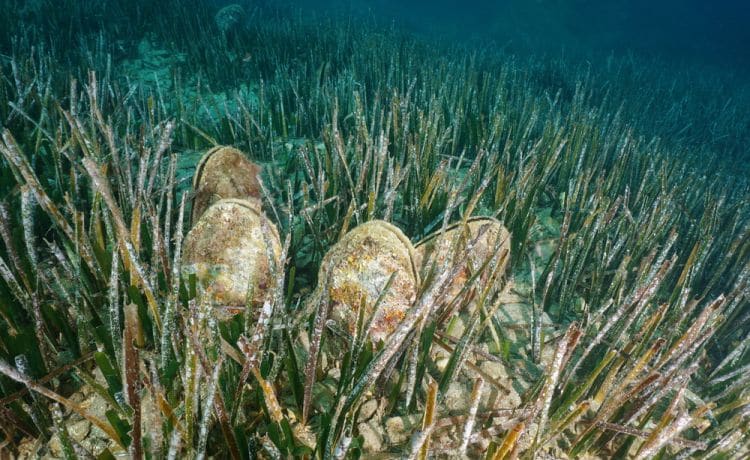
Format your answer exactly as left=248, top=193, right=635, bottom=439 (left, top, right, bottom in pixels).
left=182, top=198, right=281, bottom=318
left=310, top=220, right=420, bottom=344
left=190, top=145, right=265, bottom=224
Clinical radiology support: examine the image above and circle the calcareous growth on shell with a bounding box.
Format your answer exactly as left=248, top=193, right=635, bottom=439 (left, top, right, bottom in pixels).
left=312, top=220, right=420, bottom=344
left=414, top=217, right=511, bottom=315
left=182, top=198, right=281, bottom=319
left=191, top=146, right=264, bottom=225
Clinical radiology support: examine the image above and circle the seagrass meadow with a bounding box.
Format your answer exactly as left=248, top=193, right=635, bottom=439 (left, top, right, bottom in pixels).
left=0, top=0, right=749, bottom=458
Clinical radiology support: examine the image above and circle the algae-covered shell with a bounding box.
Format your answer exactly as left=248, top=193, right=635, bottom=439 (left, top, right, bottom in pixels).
left=313, top=220, right=420, bottom=344
left=191, top=146, right=264, bottom=224
left=182, top=198, right=281, bottom=319
left=415, top=217, right=510, bottom=314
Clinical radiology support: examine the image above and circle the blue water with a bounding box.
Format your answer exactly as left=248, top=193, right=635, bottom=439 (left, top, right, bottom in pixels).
left=288, top=0, right=750, bottom=74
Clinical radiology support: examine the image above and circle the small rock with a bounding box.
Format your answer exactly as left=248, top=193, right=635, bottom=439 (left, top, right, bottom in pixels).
left=69, top=391, right=86, bottom=404
left=46, top=434, right=63, bottom=458
left=444, top=381, right=470, bottom=412
left=443, top=315, right=467, bottom=337
left=359, top=399, right=379, bottom=422
left=384, top=414, right=421, bottom=445
left=435, top=356, right=450, bottom=372
left=292, top=422, right=317, bottom=449
left=358, top=420, right=384, bottom=452
left=480, top=361, right=522, bottom=409
left=15, top=437, right=42, bottom=459
left=327, top=367, right=341, bottom=380
left=68, top=419, right=91, bottom=442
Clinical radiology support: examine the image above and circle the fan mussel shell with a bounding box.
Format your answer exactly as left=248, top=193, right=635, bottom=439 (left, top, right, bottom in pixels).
left=312, top=220, right=420, bottom=344
left=414, top=217, right=511, bottom=316
left=182, top=198, right=281, bottom=320
left=191, top=145, right=264, bottom=225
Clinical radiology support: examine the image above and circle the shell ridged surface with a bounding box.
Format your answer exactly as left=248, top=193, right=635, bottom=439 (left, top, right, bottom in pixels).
left=415, top=218, right=511, bottom=314
left=191, top=146, right=264, bottom=225
left=182, top=199, right=281, bottom=318
left=314, top=220, right=419, bottom=344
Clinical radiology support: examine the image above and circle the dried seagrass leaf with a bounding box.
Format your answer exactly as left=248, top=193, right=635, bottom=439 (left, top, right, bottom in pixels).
left=123, top=303, right=143, bottom=460
left=492, top=421, right=525, bottom=460
left=410, top=381, right=438, bottom=460
left=191, top=146, right=264, bottom=224
left=459, top=378, right=485, bottom=455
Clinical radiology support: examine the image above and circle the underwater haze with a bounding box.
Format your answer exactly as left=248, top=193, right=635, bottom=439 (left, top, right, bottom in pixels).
left=293, top=0, right=750, bottom=71
left=1, top=0, right=749, bottom=458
